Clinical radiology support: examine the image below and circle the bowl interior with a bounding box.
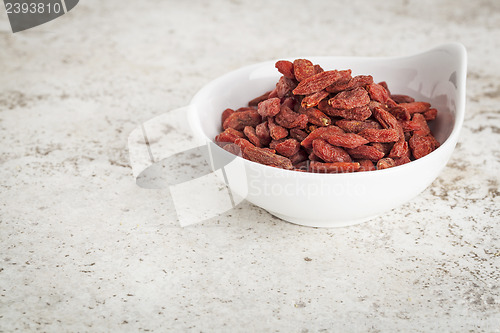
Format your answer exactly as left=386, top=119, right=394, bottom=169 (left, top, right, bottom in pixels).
left=190, top=43, right=466, bottom=155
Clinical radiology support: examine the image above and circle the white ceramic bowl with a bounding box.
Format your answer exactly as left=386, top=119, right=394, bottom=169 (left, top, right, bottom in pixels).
left=188, top=43, right=467, bottom=227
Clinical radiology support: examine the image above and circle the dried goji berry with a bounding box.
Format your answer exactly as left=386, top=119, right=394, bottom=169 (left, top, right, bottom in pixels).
left=235, top=107, right=255, bottom=112
left=215, top=128, right=245, bottom=144
left=358, top=128, right=400, bottom=142
left=423, top=108, right=438, bottom=121
left=386, top=97, right=398, bottom=108
left=399, top=101, right=431, bottom=114
left=293, top=70, right=351, bottom=95
left=325, top=132, right=369, bottom=149
left=234, top=137, right=255, bottom=150
left=262, top=148, right=277, bottom=154
left=335, top=119, right=382, bottom=133
left=314, top=64, right=324, bottom=74
left=388, top=106, right=411, bottom=121
left=325, top=70, right=352, bottom=93
left=390, top=94, right=415, bottom=104
left=346, top=145, right=385, bottom=161
left=399, top=119, right=421, bottom=132
left=269, top=139, right=285, bottom=150
left=394, top=155, right=411, bottom=166
left=293, top=59, right=315, bottom=82
left=255, top=122, right=272, bottom=146
left=372, top=106, right=399, bottom=130
left=275, top=105, right=308, bottom=129
left=310, top=161, right=360, bottom=173
left=388, top=139, right=409, bottom=159
left=368, top=100, right=386, bottom=112
left=275, top=139, right=301, bottom=157
left=357, top=159, right=376, bottom=172
left=371, top=142, right=393, bottom=156
left=376, top=158, right=396, bottom=170
left=409, top=134, right=435, bottom=159
left=221, top=108, right=235, bottom=125
left=244, top=126, right=262, bottom=147
left=346, top=75, right=374, bottom=90
left=328, top=87, right=370, bottom=110
left=223, top=109, right=261, bottom=131
left=268, top=117, right=288, bottom=140
left=318, top=100, right=372, bottom=121
left=306, top=108, right=331, bottom=127
left=312, top=139, right=352, bottom=163
left=428, top=135, right=440, bottom=150
left=243, top=146, right=293, bottom=170
left=412, top=113, right=431, bottom=136
left=276, top=76, right=297, bottom=98
left=257, top=97, right=281, bottom=117
left=301, top=126, right=344, bottom=149
left=378, top=81, right=390, bottom=94
left=301, top=90, right=329, bottom=108
left=367, top=83, right=390, bottom=103
left=275, top=60, right=295, bottom=79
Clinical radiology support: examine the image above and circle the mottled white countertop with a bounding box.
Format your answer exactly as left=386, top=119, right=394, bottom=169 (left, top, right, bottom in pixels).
left=1, top=1, right=499, bottom=332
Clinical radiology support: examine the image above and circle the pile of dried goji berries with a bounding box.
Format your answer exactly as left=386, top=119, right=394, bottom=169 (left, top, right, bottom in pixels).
left=215, top=59, right=440, bottom=173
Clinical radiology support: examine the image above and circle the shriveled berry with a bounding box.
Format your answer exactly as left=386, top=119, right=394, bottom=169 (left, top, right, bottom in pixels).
left=346, top=145, right=385, bottom=161
left=306, top=108, right=331, bottom=127
left=358, top=128, right=400, bottom=143
left=409, top=134, right=435, bottom=159
left=301, top=126, right=344, bottom=149
left=293, top=59, right=315, bottom=82
left=275, top=139, right=301, bottom=157
left=221, top=108, right=235, bottom=125
left=255, top=122, right=272, bottom=146
left=244, top=126, right=262, bottom=147
left=399, top=101, right=431, bottom=114
left=319, top=100, right=372, bottom=121
left=223, top=109, right=261, bottom=131
left=257, top=97, right=280, bottom=117
left=276, top=76, right=297, bottom=98
left=377, top=158, right=396, bottom=170
left=275, top=105, right=308, bottom=129
left=275, top=60, right=295, bottom=79
left=328, top=87, right=370, bottom=110
left=215, top=128, right=245, bottom=144
left=293, top=70, right=352, bottom=95
left=367, top=83, right=390, bottom=103
left=268, top=118, right=288, bottom=140
left=325, top=132, right=369, bottom=149
left=336, top=119, right=382, bottom=133
left=312, top=139, right=352, bottom=163
left=390, top=94, right=415, bottom=104
left=301, top=90, right=329, bottom=108
left=243, top=146, right=293, bottom=170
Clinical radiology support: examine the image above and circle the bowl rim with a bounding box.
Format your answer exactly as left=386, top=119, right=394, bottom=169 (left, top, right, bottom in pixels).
left=188, top=43, right=467, bottom=178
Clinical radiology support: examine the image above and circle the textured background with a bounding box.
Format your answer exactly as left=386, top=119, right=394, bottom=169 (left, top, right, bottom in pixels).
left=1, top=0, right=499, bottom=331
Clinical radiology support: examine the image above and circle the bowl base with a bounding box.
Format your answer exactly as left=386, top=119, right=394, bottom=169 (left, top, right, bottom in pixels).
left=268, top=211, right=379, bottom=228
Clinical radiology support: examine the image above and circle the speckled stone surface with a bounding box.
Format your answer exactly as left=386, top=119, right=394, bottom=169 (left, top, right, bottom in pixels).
left=1, top=1, right=499, bottom=332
